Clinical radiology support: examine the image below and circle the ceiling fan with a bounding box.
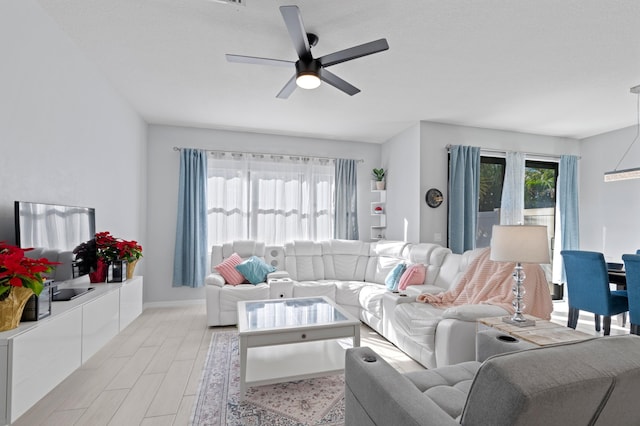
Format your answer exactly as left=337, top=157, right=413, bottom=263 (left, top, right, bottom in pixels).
left=225, top=5, right=389, bottom=99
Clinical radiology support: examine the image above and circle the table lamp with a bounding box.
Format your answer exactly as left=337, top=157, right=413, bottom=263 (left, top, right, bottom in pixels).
left=490, top=225, right=550, bottom=327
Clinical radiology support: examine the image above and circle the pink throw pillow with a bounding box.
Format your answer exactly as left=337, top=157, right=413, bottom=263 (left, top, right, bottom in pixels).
left=214, top=253, right=246, bottom=285
left=397, top=264, right=426, bottom=291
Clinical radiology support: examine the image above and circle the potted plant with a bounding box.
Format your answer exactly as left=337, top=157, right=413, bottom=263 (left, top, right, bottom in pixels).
left=73, top=238, right=97, bottom=277
left=74, top=232, right=143, bottom=282
left=0, top=243, right=58, bottom=331
left=115, top=239, right=143, bottom=279
left=73, top=231, right=119, bottom=283
left=372, top=168, right=386, bottom=190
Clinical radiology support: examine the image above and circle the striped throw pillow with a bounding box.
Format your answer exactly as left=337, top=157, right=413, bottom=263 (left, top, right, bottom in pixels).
left=214, top=253, right=246, bottom=285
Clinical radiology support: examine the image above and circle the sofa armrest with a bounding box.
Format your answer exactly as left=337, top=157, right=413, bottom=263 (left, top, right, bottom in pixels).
left=205, top=272, right=225, bottom=287
left=345, top=347, right=459, bottom=426
left=441, top=304, right=510, bottom=322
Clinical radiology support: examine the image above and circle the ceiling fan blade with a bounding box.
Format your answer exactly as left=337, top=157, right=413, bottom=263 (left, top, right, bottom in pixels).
left=226, top=54, right=294, bottom=68
left=280, top=5, right=311, bottom=60
left=319, top=68, right=360, bottom=96
left=318, top=38, right=389, bottom=67
left=276, top=74, right=298, bottom=99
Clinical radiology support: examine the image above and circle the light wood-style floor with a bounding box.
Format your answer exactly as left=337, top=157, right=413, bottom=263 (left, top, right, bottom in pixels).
left=12, top=303, right=422, bottom=426
left=13, top=299, right=628, bottom=425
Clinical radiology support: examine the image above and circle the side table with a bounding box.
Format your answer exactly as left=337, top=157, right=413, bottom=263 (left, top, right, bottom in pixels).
left=476, top=315, right=592, bottom=362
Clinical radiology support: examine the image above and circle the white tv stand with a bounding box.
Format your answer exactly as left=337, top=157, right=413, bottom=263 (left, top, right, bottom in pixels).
left=0, top=276, right=143, bottom=425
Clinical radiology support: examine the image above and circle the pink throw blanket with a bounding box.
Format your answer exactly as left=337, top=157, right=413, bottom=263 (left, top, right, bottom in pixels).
left=416, top=248, right=553, bottom=320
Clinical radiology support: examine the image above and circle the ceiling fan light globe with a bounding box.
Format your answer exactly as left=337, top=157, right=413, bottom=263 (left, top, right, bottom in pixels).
left=296, top=73, right=321, bottom=90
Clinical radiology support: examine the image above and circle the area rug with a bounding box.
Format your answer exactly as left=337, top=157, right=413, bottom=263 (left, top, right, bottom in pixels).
left=191, top=331, right=345, bottom=425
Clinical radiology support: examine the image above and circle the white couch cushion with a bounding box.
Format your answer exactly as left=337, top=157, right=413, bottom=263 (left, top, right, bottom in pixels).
left=394, top=302, right=446, bottom=345
left=219, top=284, right=270, bottom=313
left=358, top=284, right=387, bottom=319
left=335, top=281, right=367, bottom=307
left=284, top=241, right=325, bottom=281
left=364, top=240, right=410, bottom=284
left=292, top=281, right=336, bottom=299
left=321, top=239, right=370, bottom=281
left=407, top=244, right=452, bottom=286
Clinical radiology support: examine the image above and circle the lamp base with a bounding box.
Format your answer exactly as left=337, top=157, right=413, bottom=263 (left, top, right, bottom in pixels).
left=502, top=316, right=536, bottom=327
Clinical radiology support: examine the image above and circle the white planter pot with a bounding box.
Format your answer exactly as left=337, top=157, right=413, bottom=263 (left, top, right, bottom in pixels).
left=375, top=181, right=385, bottom=190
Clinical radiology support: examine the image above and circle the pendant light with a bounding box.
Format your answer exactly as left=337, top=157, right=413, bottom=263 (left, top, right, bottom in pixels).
left=604, top=85, right=640, bottom=182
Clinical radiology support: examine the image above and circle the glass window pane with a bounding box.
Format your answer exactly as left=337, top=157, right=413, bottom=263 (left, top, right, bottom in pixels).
left=477, top=157, right=505, bottom=248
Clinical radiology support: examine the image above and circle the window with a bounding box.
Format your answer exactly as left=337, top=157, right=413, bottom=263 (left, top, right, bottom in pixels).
left=476, top=156, right=558, bottom=248
left=207, top=154, right=334, bottom=246
left=477, top=157, right=505, bottom=247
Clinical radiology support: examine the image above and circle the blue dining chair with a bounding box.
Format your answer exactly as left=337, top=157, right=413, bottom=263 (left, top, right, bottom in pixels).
left=561, top=250, right=628, bottom=335
left=623, top=254, right=640, bottom=335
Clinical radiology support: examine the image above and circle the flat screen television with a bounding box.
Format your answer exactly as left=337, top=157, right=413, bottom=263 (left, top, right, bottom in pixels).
left=14, top=201, right=96, bottom=278
left=14, top=201, right=98, bottom=302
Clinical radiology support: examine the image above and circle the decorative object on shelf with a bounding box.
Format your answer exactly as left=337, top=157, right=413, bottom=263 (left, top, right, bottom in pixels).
left=425, top=188, right=443, bottom=208
left=0, top=243, right=58, bottom=332
left=374, top=206, right=384, bottom=214
left=489, top=225, right=550, bottom=327
left=114, top=238, right=143, bottom=279
left=0, top=286, right=34, bottom=332
left=108, top=259, right=128, bottom=283
left=372, top=168, right=386, bottom=190
left=74, top=232, right=142, bottom=283
left=126, top=259, right=139, bottom=280
left=89, top=259, right=108, bottom=283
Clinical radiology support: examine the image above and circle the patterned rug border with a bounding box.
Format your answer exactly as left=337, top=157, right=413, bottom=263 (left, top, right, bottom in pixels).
left=191, top=330, right=345, bottom=425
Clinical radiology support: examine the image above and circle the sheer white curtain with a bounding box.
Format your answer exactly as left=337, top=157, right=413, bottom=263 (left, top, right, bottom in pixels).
left=500, top=151, right=525, bottom=225
left=207, top=153, right=334, bottom=246
left=207, top=156, right=249, bottom=243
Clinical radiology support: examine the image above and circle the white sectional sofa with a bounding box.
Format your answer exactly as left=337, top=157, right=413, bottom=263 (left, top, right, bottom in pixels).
left=205, top=239, right=511, bottom=369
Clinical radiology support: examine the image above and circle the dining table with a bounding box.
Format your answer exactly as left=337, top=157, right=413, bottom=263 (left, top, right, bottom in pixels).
left=609, top=269, right=626, bottom=290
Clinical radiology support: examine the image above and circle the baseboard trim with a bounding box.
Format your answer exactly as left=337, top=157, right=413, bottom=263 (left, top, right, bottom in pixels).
left=144, top=299, right=206, bottom=309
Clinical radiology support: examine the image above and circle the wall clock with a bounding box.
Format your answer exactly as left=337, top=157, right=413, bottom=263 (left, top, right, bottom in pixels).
left=425, top=188, right=443, bottom=208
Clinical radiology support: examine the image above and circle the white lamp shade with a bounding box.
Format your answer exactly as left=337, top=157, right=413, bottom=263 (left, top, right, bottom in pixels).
left=490, top=225, right=550, bottom=264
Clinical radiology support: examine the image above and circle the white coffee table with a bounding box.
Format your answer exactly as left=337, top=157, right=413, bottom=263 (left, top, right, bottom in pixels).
left=237, top=296, right=360, bottom=397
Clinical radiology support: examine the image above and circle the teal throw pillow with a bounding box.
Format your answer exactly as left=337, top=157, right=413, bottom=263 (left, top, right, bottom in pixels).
left=385, top=263, right=406, bottom=291
left=235, top=255, right=277, bottom=285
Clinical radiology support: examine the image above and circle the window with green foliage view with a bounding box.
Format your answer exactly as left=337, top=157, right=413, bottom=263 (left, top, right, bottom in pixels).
left=476, top=157, right=557, bottom=248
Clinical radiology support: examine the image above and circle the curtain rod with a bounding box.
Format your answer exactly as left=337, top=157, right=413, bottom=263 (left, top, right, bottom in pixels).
left=445, top=144, right=581, bottom=160
left=172, top=146, right=364, bottom=163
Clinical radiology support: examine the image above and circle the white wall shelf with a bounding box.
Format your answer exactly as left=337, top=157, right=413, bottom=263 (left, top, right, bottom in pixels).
left=370, top=181, right=387, bottom=240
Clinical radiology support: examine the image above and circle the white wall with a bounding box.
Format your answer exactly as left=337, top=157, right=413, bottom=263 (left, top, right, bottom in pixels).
left=418, top=122, right=581, bottom=244
left=146, top=124, right=381, bottom=303
left=381, top=124, right=421, bottom=242
left=580, top=125, right=640, bottom=262
left=0, top=2, right=147, bottom=269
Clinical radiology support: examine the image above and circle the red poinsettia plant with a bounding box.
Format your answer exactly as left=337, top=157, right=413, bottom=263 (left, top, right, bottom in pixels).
left=0, top=242, right=58, bottom=298
left=75, top=232, right=143, bottom=269
left=95, top=231, right=119, bottom=263
left=114, top=239, right=143, bottom=263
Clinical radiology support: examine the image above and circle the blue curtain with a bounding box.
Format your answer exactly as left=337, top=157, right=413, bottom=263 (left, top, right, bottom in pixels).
left=448, top=145, right=480, bottom=254
left=554, top=154, right=580, bottom=283
left=334, top=158, right=359, bottom=240
left=173, top=149, right=208, bottom=288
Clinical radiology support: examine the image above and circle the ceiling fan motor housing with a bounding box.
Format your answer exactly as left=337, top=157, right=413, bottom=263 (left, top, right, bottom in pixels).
left=295, top=59, right=321, bottom=77
left=295, top=59, right=321, bottom=89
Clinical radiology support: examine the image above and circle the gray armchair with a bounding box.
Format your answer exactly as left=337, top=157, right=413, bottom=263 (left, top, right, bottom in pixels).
left=345, top=335, right=640, bottom=426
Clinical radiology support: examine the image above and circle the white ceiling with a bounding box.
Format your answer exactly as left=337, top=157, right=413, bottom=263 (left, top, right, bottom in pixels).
left=36, top=0, right=640, bottom=143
